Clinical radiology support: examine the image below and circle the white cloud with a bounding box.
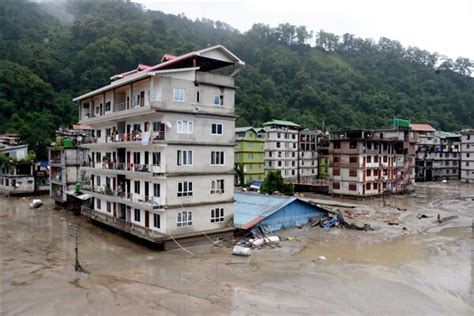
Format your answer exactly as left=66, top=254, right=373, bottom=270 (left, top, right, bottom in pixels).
left=138, top=0, right=473, bottom=59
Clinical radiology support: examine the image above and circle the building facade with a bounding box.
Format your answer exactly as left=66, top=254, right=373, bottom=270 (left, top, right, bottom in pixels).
left=75, top=45, right=243, bottom=243
left=234, top=127, right=265, bottom=185
left=49, top=146, right=87, bottom=203
left=0, top=144, right=35, bottom=195
left=298, top=129, right=319, bottom=183
left=460, top=129, right=474, bottom=183
left=329, top=129, right=417, bottom=197
left=413, top=123, right=462, bottom=181
left=262, top=120, right=301, bottom=181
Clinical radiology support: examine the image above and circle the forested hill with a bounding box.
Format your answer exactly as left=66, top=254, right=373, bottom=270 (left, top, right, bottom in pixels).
left=1, top=0, right=473, bottom=159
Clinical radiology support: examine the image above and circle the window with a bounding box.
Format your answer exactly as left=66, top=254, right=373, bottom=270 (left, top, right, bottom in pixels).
left=366, top=183, right=371, bottom=190
left=211, top=179, right=224, bottom=194
left=350, top=141, right=357, bottom=149
left=374, top=156, right=379, bottom=163
left=350, top=157, right=358, bottom=163
left=349, top=183, right=357, bottom=191
left=333, top=157, right=340, bottom=163
left=96, top=176, right=101, bottom=186
left=134, top=181, right=140, bottom=194
left=152, top=122, right=162, bottom=132
left=333, top=168, right=340, bottom=176
left=173, top=88, right=185, bottom=102
left=97, top=199, right=101, bottom=209
left=211, top=123, right=223, bottom=135
left=177, top=120, right=193, bottom=134
left=133, top=152, right=140, bottom=164
left=177, top=211, right=192, bottom=227
left=367, top=156, right=372, bottom=163
left=153, top=183, right=160, bottom=197
left=211, top=208, right=225, bottom=223
left=152, top=152, right=161, bottom=165
left=212, top=95, right=224, bottom=106
left=196, top=91, right=200, bottom=103
left=177, top=181, right=193, bottom=197
left=332, top=182, right=340, bottom=189
left=276, top=142, right=281, bottom=148
left=383, top=156, right=388, bottom=163
left=96, top=129, right=102, bottom=138
left=134, top=209, right=141, bottom=222
left=177, top=150, right=193, bottom=166
left=152, top=214, right=160, bottom=228
left=367, top=169, right=372, bottom=176
left=349, top=169, right=357, bottom=177
left=373, top=183, right=378, bottom=190
left=333, top=141, right=341, bottom=149
left=106, top=202, right=111, bottom=213
left=211, top=151, right=225, bottom=165
left=105, top=101, right=111, bottom=112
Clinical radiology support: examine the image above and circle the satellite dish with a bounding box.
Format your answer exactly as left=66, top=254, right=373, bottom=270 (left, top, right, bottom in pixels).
left=166, top=122, right=172, bottom=128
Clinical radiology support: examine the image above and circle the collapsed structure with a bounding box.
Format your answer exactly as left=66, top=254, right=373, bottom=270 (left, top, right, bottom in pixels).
left=73, top=45, right=244, bottom=245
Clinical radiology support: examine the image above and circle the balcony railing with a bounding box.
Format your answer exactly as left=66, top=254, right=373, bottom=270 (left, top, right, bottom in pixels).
left=82, top=184, right=163, bottom=207
left=81, top=206, right=166, bottom=241
left=82, top=130, right=165, bottom=145
left=85, top=162, right=162, bottom=173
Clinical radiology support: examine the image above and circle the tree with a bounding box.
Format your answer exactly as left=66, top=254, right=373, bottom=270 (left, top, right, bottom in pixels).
left=260, top=171, right=294, bottom=195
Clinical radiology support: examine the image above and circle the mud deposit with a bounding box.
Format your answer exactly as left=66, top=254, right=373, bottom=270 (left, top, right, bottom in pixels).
left=1, top=182, right=473, bottom=315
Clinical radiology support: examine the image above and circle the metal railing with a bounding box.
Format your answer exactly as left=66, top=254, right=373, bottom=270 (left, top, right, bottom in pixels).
left=82, top=184, right=162, bottom=207
left=86, top=162, right=162, bottom=173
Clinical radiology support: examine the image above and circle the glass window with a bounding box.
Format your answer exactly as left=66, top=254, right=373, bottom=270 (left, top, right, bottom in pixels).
left=134, top=209, right=141, bottom=222
left=153, top=214, right=160, bottom=228
left=177, top=181, right=193, bottom=197
left=177, top=150, right=193, bottom=166
left=212, top=95, right=224, bottom=106
left=211, top=123, right=223, bottom=135
left=211, top=208, right=225, bottom=223
left=177, top=211, right=192, bottom=227
left=173, top=88, right=185, bottom=102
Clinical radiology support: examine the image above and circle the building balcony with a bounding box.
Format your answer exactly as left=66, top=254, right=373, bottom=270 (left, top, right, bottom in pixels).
left=82, top=131, right=165, bottom=147
left=82, top=184, right=164, bottom=209
left=83, top=162, right=164, bottom=175
left=79, top=101, right=159, bottom=125
left=81, top=206, right=167, bottom=243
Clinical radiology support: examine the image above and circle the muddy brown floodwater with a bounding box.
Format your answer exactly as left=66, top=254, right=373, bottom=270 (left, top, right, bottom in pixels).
left=1, top=182, right=473, bottom=315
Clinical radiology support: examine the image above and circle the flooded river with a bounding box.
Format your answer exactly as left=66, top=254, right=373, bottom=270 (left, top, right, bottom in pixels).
left=1, top=182, right=473, bottom=315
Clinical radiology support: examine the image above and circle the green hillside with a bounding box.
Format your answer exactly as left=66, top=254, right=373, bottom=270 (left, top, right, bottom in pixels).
left=1, top=0, right=473, bottom=159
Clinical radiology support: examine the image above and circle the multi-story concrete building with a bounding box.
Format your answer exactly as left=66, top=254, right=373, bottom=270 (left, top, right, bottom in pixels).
left=234, top=127, right=265, bottom=185
left=329, top=128, right=417, bottom=197
left=460, top=129, right=474, bottom=183
left=49, top=127, right=92, bottom=203
left=298, top=129, right=319, bottom=183
left=0, top=144, right=35, bottom=195
left=317, top=134, right=329, bottom=180
left=262, top=120, right=301, bottom=181
left=434, top=131, right=461, bottom=180
left=74, top=45, right=243, bottom=245
left=49, top=146, right=87, bottom=203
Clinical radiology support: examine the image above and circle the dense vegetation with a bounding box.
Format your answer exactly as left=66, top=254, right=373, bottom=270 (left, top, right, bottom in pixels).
left=1, top=0, right=473, bottom=159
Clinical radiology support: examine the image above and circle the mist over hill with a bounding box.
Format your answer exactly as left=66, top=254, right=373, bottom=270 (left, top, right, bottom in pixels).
left=1, top=0, right=473, bottom=159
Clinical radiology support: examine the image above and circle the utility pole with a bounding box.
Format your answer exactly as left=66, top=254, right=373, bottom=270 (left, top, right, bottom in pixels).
left=74, top=225, right=87, bottom=273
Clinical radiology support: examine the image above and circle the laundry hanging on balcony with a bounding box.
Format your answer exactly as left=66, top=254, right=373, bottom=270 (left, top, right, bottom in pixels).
left=141, top=131, right=151, bottom=145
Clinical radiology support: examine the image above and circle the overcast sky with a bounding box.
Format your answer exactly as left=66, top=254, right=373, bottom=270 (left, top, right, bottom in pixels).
left=138, top=0, right=473, bottom=59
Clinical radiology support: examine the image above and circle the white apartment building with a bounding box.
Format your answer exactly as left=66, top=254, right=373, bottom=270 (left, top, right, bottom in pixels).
left=298, top=129, right=320, bottom=183
left=75, top=45, right=244, bottom=245
left=460, top=129, right=474, bottom=183
left=262, top=120, right=301, bottom=181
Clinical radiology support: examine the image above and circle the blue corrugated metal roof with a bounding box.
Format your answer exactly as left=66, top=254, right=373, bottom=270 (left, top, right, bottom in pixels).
left=234, top=192, right=300, bottom=229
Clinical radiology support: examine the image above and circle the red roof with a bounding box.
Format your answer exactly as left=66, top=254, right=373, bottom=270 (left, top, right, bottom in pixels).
left=161, top=54, right=177, bottom=62
left=110, top=64, right=151, bottom=81
left=411, top=124, right=436, bottom=132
